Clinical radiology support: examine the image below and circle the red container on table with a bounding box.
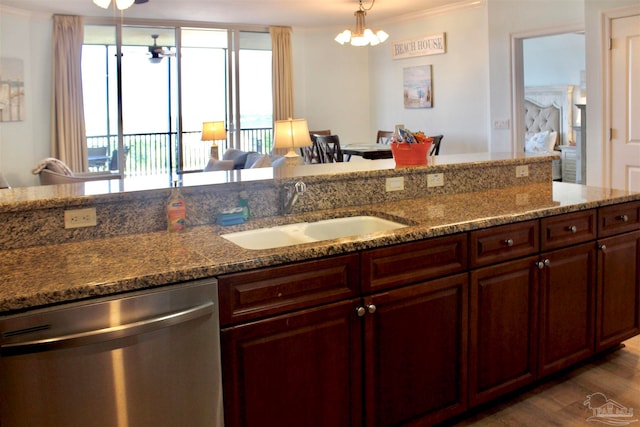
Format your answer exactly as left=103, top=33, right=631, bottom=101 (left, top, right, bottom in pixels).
left=390, top=141, right=432, bottom=166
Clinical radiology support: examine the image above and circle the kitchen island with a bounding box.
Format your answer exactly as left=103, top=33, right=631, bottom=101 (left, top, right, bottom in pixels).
left=1, top=153, right=639, bottom=426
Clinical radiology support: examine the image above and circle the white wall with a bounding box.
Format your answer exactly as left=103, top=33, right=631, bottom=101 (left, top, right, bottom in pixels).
left=368, top=3, right=490, bottom=154
left=291, top=27, right=370, bottom=145
left=0, top=7, right=52, bottom=188
left=523, top=33, right=585, bottom=88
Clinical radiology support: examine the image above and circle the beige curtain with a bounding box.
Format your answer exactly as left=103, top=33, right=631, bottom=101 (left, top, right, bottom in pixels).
left=51, top=15, right=88, bottom=172
left=270, top=26, right=294, bottom=121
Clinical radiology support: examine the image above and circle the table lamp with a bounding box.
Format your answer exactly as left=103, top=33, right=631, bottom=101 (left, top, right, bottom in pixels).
left=273, top=118, right=312, bottom=166
left=202, top=121, right=227, bottom=160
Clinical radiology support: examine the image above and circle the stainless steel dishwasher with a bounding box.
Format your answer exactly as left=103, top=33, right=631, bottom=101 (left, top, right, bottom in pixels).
left=0, top=278, right=224, bottom=427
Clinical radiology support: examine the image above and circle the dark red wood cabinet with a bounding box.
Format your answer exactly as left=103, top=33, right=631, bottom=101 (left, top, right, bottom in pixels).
left=218, top=202, right=640, bottom=427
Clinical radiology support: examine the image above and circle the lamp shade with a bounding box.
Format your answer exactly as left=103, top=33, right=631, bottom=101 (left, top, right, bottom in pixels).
left=201, top=121, right=227, bottom=141
left=273, top=119, right=312, bottom=158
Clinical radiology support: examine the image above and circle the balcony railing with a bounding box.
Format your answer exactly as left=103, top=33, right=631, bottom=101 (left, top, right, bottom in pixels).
left=87, top=127, right=273, bottom=176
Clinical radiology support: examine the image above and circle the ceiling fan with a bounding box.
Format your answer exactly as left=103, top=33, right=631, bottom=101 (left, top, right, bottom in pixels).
left=93, top=0, right=148, bottom=10
left=148, top=34, right=176, bottom=63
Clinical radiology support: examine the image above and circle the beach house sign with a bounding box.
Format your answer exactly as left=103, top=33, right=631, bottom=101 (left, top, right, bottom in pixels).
left=392, top=33, right=446, bottom=60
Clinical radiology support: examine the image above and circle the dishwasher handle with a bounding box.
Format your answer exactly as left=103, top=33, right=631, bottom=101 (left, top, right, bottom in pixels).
left=1, top=301, right=214, bottom=356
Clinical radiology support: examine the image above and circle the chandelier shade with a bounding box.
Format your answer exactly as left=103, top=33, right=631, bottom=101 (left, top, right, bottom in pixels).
left=335, top=0, right=389, bottom=47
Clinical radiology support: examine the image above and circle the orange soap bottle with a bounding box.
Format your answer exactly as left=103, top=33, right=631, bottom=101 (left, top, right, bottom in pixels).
left=167, top=181, right=186, bottom=232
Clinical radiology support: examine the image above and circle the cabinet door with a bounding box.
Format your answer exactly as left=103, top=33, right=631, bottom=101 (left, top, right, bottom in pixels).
left=469, top=256, right=538, bottom=407
left=221, top=299, right=362, bottom=427
left=596, top=230, right=640, bottom=351
left=538, top=243, right=596, bottom=377
left=363, top=274, right=468, bottom=427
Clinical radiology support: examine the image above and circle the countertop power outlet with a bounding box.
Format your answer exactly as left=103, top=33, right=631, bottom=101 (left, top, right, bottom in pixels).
left=386, top=177, right=404, bottom=192
left=64, top=207, right=97, bottom=229
left=427, top=173, right=444, bottom=187
left=516, top=165, right=529, bottom=178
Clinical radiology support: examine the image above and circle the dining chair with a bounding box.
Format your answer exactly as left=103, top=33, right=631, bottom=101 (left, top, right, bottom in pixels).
left=376, top=130, right=394, bottom=144
left=429, top=135, right=444, bottom=155
left=301, top=130, right=332, bottom=164
left=314, top=135, right=344, bottom=163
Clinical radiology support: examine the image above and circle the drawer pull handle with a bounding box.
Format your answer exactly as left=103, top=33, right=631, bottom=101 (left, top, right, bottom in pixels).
left=599, top=244, right=607, bottom=252
left=568, top=225, right=577, bottom=233
left=504, top=239, right=514, bottom=247
left=356, top=306, right=366, bottom=317
left=367, top=304, right=377, bottom=314
left=618, top=215, right=629, bottom=222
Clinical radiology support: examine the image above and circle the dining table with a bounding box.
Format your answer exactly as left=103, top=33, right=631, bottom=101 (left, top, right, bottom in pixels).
left=341, top=143, right=393, bottom=161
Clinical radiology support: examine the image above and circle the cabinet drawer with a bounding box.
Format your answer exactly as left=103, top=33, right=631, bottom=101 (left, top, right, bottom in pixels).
left=361, top=233, right=467, bottom=293
left=470, top=220, right=539, bottom=268
left=598, top=201, right=640, bottom=238
left=218, top=253, right=359, bottom=326
left=540, top=209, right=597, bottom=251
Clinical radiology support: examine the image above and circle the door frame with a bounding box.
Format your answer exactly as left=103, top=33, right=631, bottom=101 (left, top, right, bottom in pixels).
left=603, top=5, right=640, bottom=189
left=510, top=24, right=584, bottom=155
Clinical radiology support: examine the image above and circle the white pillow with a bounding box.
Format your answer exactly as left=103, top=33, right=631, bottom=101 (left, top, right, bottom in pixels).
left=250, top=155, right=272, bottom=168
left=547, top=131, right=558, bottom=151
left=525, top=131, right=551, bottom=153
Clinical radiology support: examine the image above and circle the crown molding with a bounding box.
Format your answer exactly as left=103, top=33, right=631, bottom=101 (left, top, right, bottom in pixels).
left=377, top=0, right=485, bottom=26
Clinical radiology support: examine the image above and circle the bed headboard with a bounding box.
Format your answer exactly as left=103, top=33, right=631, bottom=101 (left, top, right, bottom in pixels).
left=524, top=99, right=562, bottom=149
left=524, top=85, right=575, bottom=147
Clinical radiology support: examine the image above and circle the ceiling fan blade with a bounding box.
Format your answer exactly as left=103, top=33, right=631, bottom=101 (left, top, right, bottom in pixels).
left=134, top=0, right=149, bottom=4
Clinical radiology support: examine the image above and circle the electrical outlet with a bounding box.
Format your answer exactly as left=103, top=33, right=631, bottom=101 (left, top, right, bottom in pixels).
left=385, top=177, right=404, bottom=192
left=64, top=208, right=97, bottom=229
left=427, top=173, right=444, bottom=187
left=515, top=165, right=529, bottom=178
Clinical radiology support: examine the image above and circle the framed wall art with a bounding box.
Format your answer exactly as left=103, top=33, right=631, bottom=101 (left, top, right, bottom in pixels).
left=403, top=65, right=432, bottom=109
left=0, top=57, right=25, bottom=122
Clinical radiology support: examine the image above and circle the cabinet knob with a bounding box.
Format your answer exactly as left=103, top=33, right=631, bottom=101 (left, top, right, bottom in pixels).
left=618, top=214, right=629, bottom=222
left=367, top=304, right=377, bottom=314
left=568, top=225, right=577, bottom=233
left=598, top=244, right=607, bottom=252
left=536, top=259, right=550, bottom=269
left=504, top=239, right=514, bottom=247
left=356, top=306, right=366, bottom=317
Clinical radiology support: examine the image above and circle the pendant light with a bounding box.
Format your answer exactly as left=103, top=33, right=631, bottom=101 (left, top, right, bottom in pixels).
left=335, top=0, right=389, bottom=47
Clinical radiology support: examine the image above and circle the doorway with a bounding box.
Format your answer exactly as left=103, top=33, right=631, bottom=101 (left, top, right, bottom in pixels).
left=511, top=26, right=585, bottom=182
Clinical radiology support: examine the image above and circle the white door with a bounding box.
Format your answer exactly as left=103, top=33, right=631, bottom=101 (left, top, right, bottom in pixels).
left=611, top=14, right=640, bottom=192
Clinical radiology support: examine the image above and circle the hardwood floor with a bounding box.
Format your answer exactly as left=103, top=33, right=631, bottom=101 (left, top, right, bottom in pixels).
left=446, top=335, right=640, bottom=426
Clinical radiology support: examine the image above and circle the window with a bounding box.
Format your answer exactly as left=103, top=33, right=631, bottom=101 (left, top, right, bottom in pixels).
left=82, top=23, right=273, bottom=180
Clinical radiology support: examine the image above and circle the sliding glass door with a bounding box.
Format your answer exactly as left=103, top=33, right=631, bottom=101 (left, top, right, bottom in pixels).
left=82, top=22, right=272, bottom=180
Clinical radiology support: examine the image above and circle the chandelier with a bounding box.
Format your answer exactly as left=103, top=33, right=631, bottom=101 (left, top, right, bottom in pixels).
left=93, top=0, right=135, bottom=10
left=335, top=0, right=389, bottom=47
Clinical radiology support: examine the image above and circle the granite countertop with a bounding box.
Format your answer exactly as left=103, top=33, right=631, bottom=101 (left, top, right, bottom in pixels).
left=2, top=181, right=638, bottom=315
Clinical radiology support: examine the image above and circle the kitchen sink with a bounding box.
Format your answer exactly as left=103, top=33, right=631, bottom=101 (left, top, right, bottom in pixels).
left=221, top=215, right=408, bottom=250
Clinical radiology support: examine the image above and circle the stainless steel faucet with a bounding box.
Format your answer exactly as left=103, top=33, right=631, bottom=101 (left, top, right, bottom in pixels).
left=283, top=180, right=306, bottom=214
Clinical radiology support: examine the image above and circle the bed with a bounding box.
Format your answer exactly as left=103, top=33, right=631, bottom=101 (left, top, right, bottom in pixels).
left=524, top=85, right=576, bottom=181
